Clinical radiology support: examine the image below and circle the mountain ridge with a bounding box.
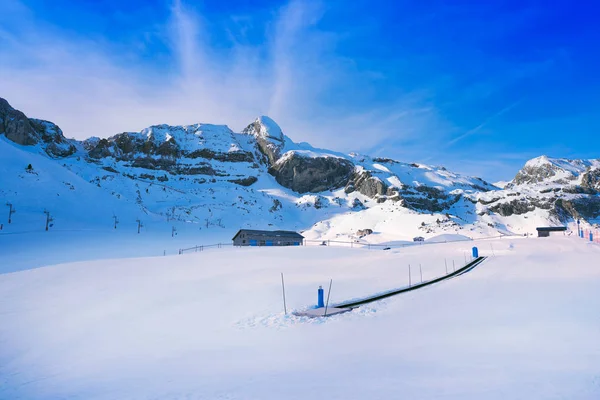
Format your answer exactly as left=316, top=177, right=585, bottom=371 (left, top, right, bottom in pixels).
left=1, top=97, right=598, bottom=242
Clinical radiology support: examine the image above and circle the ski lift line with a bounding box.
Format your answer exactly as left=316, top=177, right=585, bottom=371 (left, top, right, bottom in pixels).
left=332, top=256, right=487, bottom=309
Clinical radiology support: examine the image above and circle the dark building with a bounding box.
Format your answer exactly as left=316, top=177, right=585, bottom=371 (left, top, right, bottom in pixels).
left=232, top=229, right=304, bottom=246
left=536, top=226, right=567, bottom=237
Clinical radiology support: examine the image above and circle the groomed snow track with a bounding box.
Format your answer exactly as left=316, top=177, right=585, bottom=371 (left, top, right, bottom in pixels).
left=334, top=256, right=488, bottom=309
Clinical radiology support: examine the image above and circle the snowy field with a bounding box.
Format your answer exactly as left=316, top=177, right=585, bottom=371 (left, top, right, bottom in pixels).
left=1, top=236, right=600, bottom=399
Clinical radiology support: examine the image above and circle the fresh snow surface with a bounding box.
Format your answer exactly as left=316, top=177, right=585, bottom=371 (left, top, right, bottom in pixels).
left=425, top=233, right=472, bottom=243
left=1, top=236, right=600, bottom=399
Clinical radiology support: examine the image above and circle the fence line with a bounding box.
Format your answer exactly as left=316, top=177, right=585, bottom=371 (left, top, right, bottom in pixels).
left=303, top=234, right=516, bottom=250
left=178, top=234, right=519, bottom=255
left=179, top=243, right=233, bottom=254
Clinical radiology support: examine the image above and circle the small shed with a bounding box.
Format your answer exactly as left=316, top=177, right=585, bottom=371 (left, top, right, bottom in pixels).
left=536, top=226, right=567, bottom=237
left=413, top=236, right=425, bottom=242
left=232, top=229, right=304, bottom=246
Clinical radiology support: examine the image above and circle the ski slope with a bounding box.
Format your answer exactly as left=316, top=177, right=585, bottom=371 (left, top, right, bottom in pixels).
left=1, top=236, right=599, bottom=399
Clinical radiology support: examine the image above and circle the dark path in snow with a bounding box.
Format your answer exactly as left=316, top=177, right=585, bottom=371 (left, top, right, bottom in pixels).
left=333, top=256, right=488, bottom=309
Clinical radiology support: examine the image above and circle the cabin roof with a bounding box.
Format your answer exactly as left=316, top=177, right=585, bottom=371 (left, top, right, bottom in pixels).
left=536, top=226, right=567, bottom=232
left=232, top=229, right=305, bottom=241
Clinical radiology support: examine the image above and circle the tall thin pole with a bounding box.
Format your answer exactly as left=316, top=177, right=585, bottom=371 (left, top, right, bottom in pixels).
left=452, top=260, right=455, bottom=272
left=445, top=259, right=448, bottom=275
left=281, top=273, right=287, bottom=315
left=408, top=264, right=411, bottom=286
left=324, top=279, right=333, bottom=317
left=419, top=264, right=423, bottom=283
left=6, top=203, right=15, bottom=224
left=44, top=210, right=52, bottom=231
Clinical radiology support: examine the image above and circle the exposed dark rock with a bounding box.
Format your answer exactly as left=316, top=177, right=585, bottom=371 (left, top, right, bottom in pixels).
left=489, top=197, right=555, bottom=217
left=130, top=157, right=177, bottom=170
left=188, top=148, right=254, bottom=163
left=156, top=139, right=180, bottom=158
left=229, top=176, right=258, bottom=186
left=269, top=152, right=354, bottom=193
left=581, top=168, right=600, bottom=193
left=414, top=185, right=449, bottom=199
left=88, top=139, right=113, bottom=159
left=0, top=98, right=76, bottom=157
left=0, top=98, right=39, bottom=146
left=403, top=194, right=461, bottom=213
left=478, top=197, right=502, bottom=205
left=372, top=157, right=398, bottom=164
left=269, top=199, right=282, bottom=212
left=357, top=228, right=373, bottom=237
left=314, top=195, right=327, bottom=209
left=30, top=119, right=76, bottom=157
left=352, top=198, right=366, bottom=210
left=554, top=197, right=600, bottom=221
left=242, top=117, right=285, bottom=165
left=563, top=185, right=597, bottom=195
left=514, top=160, right=576, bottom=185
left=346, top=170, right=387, bottom=198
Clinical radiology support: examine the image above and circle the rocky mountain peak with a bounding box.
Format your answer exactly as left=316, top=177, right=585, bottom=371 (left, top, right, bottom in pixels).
left=0, top=97, right=76, bottom=157
left=513, top=156, right=598, bottom=186
left=244, top=116, right=284, bottom=142
left=242, top=116, right=286, bottom=165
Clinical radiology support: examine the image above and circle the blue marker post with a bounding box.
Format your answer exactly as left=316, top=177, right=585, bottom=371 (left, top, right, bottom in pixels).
left=318, top=286, right=324, bottom=308
left=472, top=247, right=479, bottom=259
left=590, top=232, right=594, bottom=242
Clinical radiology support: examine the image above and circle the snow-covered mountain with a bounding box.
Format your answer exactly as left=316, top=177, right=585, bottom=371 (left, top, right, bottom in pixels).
left=1, top=97, right=598, bottom=243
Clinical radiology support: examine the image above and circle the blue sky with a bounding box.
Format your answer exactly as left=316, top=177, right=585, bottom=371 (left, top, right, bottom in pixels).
left=1, top=0, right=599, bottom=181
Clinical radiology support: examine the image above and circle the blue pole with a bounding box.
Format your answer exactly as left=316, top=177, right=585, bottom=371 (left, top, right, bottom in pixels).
left=318, top=286, right=324, bottom=308
left=590, top=232, right=594, bottom=242
left=472, top=247, right=479, bottom=258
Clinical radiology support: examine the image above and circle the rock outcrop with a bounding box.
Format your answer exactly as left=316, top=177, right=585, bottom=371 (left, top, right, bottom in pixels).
left=269, top=152, right=354, bottom=193
left=243, top=116, right=286, bottom=165
left=581, top=168, right=600, bottom=193
left=345, top=170, right=387, bottom=197
left=0, top=98, right=76, bottom=157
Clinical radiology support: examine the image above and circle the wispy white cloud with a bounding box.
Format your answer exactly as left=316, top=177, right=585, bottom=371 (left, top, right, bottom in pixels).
left=0, top=0, right=447, bottom=155
left=447, top=99, right=523, bottom=146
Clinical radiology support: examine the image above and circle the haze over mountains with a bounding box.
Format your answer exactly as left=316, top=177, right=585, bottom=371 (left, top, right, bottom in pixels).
left=1, top=97, right=599, bottom=242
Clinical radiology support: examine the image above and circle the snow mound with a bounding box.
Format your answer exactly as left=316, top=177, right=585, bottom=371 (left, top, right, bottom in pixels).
left=426, top=234, right=472, bottom=243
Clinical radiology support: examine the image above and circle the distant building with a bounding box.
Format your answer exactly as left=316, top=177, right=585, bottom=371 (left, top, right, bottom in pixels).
left=232, top=229, right=304, bottom=246
left=413, top=236, right=425, bottom=242
left=536, top=226, right=567, bottom=237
